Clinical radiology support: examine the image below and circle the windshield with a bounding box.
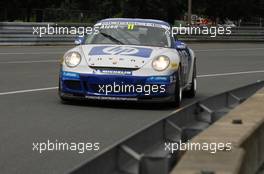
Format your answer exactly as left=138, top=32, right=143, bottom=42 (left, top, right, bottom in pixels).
left=84, top=24, right=171, bottom=48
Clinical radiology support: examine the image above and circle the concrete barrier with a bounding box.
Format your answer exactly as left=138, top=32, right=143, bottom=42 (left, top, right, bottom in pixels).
left=171, top=87, right=264, bottom=174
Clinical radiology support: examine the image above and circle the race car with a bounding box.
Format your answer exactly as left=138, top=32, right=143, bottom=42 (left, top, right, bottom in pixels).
left=59, top=18, right=197, bottom=106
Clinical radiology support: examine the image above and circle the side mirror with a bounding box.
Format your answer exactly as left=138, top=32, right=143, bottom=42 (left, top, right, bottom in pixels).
left=74, top=36, right=85, bottom=45
left=174, top=40, right=187, bottom=49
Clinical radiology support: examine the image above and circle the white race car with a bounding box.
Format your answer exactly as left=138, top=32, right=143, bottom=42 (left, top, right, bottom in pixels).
left=59, top=18, right=197, bottom=106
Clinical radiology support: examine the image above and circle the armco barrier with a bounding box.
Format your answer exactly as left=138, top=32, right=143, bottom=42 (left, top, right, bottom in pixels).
left=0, top=22, right=264, bottom=45
left=171, top=86, right=264, bottom=174
left=178, top=26, right=264, bottom=42
left=0, top=22, right=84, bottom=45
left=67, top=81, right=264, bottom=174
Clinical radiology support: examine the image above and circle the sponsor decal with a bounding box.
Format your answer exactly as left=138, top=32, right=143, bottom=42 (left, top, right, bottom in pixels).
left=62, top=71, right=80, bottom=79
left=89, top=46, right=152, bottom=58
left=103, top=46, right=139, bottom=55
left=94, top=69, right=132, bottom=75
left=85, top=96, right=138, bottom=101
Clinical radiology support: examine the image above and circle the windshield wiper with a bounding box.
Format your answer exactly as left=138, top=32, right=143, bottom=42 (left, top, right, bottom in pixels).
left=100, top=32, right=124, bottom=45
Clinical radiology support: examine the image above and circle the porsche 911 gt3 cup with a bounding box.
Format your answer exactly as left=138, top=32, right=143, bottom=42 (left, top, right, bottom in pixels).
left=59, top=18, right=197, bottom=106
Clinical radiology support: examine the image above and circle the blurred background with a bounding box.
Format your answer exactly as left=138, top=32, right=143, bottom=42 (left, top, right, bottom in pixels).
left=0, top=0, right=263, bottom=26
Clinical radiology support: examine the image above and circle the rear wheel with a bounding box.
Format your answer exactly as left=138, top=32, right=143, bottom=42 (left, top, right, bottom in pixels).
left=184, top=60, right=197, bottom=98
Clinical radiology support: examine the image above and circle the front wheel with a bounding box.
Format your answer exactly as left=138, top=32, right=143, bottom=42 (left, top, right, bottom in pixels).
left=173, top=68, right=182, bottom=107
left=184, top=60, right=197, bottom=98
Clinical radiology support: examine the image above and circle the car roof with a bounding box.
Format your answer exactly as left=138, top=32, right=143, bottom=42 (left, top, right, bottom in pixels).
left=97, top=18, right=170, bottom=27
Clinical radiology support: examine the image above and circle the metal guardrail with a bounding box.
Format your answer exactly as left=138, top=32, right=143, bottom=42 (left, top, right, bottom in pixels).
left=67, top=80, right=264, bottom=174
left=0, top=22, right=87, bottom=45
left=0, top=22, right=264, bottom=45
left=178, top=26, right=264, bottom=42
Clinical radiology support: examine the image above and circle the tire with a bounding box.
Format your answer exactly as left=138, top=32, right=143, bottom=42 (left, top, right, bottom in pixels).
left=173, top=68, right=182, bottom=107
left=184, top=60, right=197, bottom=98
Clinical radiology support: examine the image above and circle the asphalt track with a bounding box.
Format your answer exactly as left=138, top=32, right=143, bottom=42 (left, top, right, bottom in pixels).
left=0, top=43, right=264, bottom=174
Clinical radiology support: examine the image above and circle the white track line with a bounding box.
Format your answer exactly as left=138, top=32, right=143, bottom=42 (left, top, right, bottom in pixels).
left=0, top=60, right=59, bottom=64
left=0, top=87, right=58, bottom=96
left=0, top=70, right=263, bottom=96
left=197, top=70, right=264, bottom=78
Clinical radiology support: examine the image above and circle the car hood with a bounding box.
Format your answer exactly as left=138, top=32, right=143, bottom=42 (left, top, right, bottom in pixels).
left=80, top=44, right=172, bottom=69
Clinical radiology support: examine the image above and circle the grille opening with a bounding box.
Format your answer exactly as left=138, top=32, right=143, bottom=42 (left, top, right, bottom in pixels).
left=64, top=80, right=82, bottom=90
left=90, top=67, right=140, bottom=71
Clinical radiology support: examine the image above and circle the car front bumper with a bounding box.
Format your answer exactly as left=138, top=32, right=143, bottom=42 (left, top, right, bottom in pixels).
left=59, top=71, right=176, bottom=102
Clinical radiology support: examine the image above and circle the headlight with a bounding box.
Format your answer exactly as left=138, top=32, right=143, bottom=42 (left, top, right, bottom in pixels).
left=64, top=52, right=81, bottom=67
left=152, top=55, right=170, bottom=71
